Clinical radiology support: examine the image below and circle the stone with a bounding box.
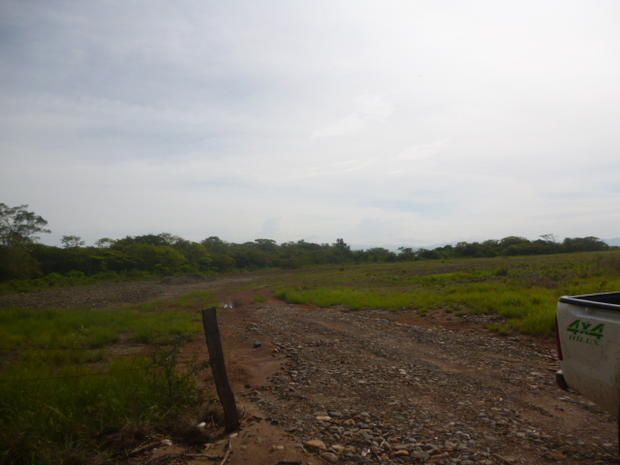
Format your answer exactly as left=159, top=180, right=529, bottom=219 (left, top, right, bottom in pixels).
left=412, top=450, right=430, bottom=460
left=305, top=439, right=327, bottom=451
left=321, top=452, right=339, bottom=463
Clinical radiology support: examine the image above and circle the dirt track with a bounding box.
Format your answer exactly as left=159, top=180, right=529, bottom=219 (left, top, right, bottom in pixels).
left=220, top=295, right=617, bottom=465
left=3, top=278, right=617, bottom=464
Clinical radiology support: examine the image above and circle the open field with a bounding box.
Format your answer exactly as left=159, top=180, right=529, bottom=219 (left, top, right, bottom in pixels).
left=1, top=251, right=620, bottom=464
left=272, top=251, right=620, bottom=335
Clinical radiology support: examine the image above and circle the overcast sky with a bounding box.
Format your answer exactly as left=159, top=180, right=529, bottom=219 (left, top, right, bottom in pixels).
left=1, top=1, right=619, bottom=248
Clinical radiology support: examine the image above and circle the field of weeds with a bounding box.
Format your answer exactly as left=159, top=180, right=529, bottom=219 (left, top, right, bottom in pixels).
left=0, top=290, right=217, bottom=465
left=272, top=251, right=620, bottom=335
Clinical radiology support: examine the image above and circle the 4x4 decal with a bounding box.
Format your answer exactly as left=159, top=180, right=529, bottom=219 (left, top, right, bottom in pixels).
left=567, top=319, right=604, bottom=345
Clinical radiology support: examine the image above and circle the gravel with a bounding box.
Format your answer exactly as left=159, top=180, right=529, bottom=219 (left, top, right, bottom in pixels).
left=240, top=305, right=618, bottom=465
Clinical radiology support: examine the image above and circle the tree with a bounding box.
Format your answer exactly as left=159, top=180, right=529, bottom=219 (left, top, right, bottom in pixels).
left=0, top=203, right=50, bottom=246
left=540, top=233, right=557, bottom=243
left=397, top=247, right=416, bottom=261
left=95, top=237, right=115, bottom=248
left=61, top=235, right=85, bottom=248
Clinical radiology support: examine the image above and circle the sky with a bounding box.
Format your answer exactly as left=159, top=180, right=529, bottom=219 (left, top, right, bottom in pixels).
left=1, top=0, right=619, bottom=249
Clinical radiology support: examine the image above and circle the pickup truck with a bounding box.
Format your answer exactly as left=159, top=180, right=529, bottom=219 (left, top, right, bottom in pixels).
left=556, top=291, right=620, bottom=420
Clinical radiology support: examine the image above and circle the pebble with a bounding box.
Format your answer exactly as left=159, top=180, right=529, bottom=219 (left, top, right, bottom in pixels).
left=321, top=451, right=339, bottom=463
left=305, top=439, right=327, bottom=451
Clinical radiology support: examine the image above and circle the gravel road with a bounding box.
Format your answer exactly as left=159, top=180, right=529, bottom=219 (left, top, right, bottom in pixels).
left=236, top=303, right=618, bottom=465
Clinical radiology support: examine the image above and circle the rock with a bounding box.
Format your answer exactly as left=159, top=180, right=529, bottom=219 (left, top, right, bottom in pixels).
left=316, top=415, right=332, bottom=422
left=305, top=439, right=327, bottom=450
left=253, top=341, right=262, bottom=348
left=321, top=452, right=339, bottom=463
left=393, top=449, right=409, bottom=456
left=331, top=444, right=346, bottom=453
left=161, top=439, right=173, bottom=447
left=411, top=450, right=430, bottom=460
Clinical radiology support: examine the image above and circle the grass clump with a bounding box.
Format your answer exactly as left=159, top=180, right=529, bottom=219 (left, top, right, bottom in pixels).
left=0, top=346, right=205, bottom=465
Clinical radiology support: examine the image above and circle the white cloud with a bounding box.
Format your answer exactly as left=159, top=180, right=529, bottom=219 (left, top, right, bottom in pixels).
left=1, top=0, right=620, bottom=247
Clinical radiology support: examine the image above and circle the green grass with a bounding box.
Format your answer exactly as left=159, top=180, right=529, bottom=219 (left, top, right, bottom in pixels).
left=0, top=350, right=205, bottom=465
left=0, top=298, right=209, bottom=351
left=0, top=290, right=217, bottom=465
left=272, top=251, right=620, bottom=335
left=0, top=270, right=156, bottom=295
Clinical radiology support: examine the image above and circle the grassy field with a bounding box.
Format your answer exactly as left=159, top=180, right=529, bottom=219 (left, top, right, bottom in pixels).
left=271, top=251, right=620, bottom=335
left=0, top=290, right=216, bottom=465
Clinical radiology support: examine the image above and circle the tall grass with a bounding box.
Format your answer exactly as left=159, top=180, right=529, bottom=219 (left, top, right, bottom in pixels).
left=0, top=349, right=204, bottom=465
left=0, top=290, right=216, bottom=465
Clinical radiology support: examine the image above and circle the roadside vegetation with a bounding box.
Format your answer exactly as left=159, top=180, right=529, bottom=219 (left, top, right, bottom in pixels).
left=272, top=251, right=620, bottom=335
left=0, top=290, right=216, bottom=465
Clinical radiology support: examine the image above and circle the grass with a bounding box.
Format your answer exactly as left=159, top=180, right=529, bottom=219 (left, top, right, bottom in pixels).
left=0, top=290, right=217, bottom=465
left=271, top=251, right=620, bottom=335
left=0, top=292, right=213, bottom=351
left=0, top=270, right=156, bottom=295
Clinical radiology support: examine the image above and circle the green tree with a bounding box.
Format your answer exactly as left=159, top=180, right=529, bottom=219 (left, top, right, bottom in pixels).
left=95, top=237, right=115, bottom=248
left=61, top=235, right=85, bottom=248
left=0, top=203, right=50, bottom=246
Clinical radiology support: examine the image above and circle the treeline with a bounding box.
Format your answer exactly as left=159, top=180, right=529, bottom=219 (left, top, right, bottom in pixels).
left=0, top=233, right=612, bottom=282
left=411, top=235, right=611, bottom=260
left=0, top=200, right=613, bottom=282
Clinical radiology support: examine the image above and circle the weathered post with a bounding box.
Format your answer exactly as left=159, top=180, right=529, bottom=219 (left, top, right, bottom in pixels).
left=201, top=307, right=240, bottom=432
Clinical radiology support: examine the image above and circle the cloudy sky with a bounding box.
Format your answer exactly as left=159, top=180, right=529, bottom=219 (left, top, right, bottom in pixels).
left=1, top=1, right=619, bottom=248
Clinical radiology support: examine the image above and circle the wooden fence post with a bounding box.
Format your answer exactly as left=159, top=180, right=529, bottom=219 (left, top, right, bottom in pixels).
left=201, top=307, right=240, bottom=432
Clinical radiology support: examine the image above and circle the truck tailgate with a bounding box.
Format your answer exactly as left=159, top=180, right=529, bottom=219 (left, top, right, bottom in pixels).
left=558, top=293, right=620, bottom=418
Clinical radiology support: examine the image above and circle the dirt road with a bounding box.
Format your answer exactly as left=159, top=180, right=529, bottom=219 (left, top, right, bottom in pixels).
left=217, top=294, right=617, bottom=465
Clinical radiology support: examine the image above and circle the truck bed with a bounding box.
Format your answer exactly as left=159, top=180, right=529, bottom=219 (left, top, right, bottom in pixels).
left=559, top=291, right=620, bottom=309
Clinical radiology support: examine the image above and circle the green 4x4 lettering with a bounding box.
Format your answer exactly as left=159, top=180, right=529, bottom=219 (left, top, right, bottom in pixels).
left=567, top=319, right=605, bottom=340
